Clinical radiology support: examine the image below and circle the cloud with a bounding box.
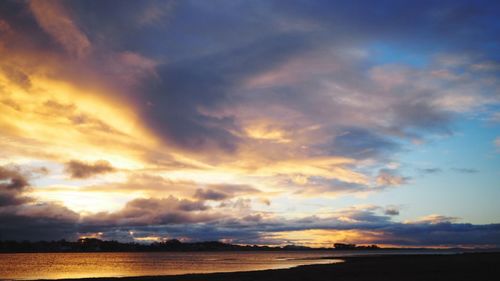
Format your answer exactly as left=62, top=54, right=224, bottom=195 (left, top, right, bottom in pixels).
left=135, top=32, right=312, bottom=153
left=2, top=179, right=500, bottom=247
left=376, top=223, right=500, bottom=247
left=376, top=169, right=410, bottom=187
left=137, top=0, right=176, bottom=26
left=0, top=192, right=30, bottom=207
left=194, top=189, right=229, bottom=201
left=452, top=168, right=479, bottom=174
left=2, top=0, right=499, bottom=200
left=29, top=0, right=91, bottom=58
left=419, top=168, right=442, bottom=174
left=331, top=128, right=398, bottom=159
left=192, top=185, right=262, bottom=202
left=0, top=166, right=31, bottom=207
left=491, top=113, right=500, bottom=123
left=0, top=203, right=79, bottom=241
left=0, top=0, right=500, bottom=247
left=0, top=166, right=80, bottom=240
left=384, top=207, right=400, bottom=216
left=0, top=65, right=31, bottom=89
left=82, top=196, right=215, bottom=227
left=0, top=50, right=160, bottom=176
left=100, top=51, right=160, bottom=87
left=207, top=184, right=261, bottom=195
left=411, top=214, right=460, bottom=224
left=71, top=176, right=262, bottom=206
left=470, top=61, right=500, bottom=72
left=65, top=160, right=116, bottom=179
left=0, top=18, right=11, bottom=33
left=0, top=166, right=29, bottom=190
left=82, top=205, right=500, bottom=247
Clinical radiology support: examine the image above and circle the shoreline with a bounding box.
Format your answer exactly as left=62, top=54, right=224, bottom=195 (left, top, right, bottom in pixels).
left=1, top=247, right=480, bottom=254
left=31, top=252, right=500, bottom=281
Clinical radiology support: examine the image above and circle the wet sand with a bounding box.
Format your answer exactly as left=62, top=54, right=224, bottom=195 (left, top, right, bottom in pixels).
left=39, top=252, right=500, bottom=281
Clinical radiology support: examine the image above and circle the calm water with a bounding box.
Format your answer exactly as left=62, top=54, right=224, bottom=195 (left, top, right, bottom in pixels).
left=0, top=251, right=341, bottom=280
left=0, top=249, right=462, bottom=280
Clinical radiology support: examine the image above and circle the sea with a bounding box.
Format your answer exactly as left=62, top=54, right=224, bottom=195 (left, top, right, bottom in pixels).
left=0, top=249, right=463, bottom=280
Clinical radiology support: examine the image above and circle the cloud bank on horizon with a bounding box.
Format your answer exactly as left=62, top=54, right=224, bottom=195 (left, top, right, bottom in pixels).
left=0, top=0, right=499, bottom=247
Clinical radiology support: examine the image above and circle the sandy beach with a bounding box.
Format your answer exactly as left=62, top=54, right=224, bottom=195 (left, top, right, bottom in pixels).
left=37, top=252, right=500, bottom=281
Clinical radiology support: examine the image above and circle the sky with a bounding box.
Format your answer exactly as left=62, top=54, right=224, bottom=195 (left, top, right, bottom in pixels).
left=0, top=0, right=499, bottom=248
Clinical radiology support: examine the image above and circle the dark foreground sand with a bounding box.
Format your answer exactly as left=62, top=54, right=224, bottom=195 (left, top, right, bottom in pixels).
left=41, top=252, right=500, bottom=281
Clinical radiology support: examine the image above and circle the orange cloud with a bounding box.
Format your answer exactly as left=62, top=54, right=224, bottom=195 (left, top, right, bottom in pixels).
left=267, top=229, right=384, bottom=248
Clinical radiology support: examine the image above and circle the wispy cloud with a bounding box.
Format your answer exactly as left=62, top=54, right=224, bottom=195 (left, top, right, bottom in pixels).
left=29, top=1, right=91, bottom=58
left=452, top=168, right=479, bottom=174
left=419, top=168, right=443, bottom=175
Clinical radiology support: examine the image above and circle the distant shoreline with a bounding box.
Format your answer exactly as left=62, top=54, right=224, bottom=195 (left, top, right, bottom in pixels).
left=0, top=239, right=375, bottom=253
left=2, top=238, right=496, bottom=253
left=1, top=247, right=497, bottom=254
left=0, top=248, right=467, bottom=254
left=30, top=252, right=500, bottom=281
left=0, top=248, right=487, bottom=254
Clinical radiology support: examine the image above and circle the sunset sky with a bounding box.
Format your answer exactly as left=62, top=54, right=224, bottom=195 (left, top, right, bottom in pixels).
left=1, top=0, right=499, bottom=248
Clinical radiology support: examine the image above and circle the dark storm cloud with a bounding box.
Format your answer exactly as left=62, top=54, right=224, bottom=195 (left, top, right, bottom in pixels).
left=64, top=160, right=116, bottom=179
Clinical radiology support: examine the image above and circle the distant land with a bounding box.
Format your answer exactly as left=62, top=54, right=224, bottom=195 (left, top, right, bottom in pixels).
left=0, top=238, right=386, bottom=253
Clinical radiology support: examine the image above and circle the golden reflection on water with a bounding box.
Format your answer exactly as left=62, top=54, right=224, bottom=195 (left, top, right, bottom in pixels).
left=0, top=251, right=341, bottom=280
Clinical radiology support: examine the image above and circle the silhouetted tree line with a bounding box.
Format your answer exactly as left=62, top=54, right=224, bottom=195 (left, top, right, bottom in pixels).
left=0, top=238, right=379, bottom=253
left=333, top=243, right=379, bottom=250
